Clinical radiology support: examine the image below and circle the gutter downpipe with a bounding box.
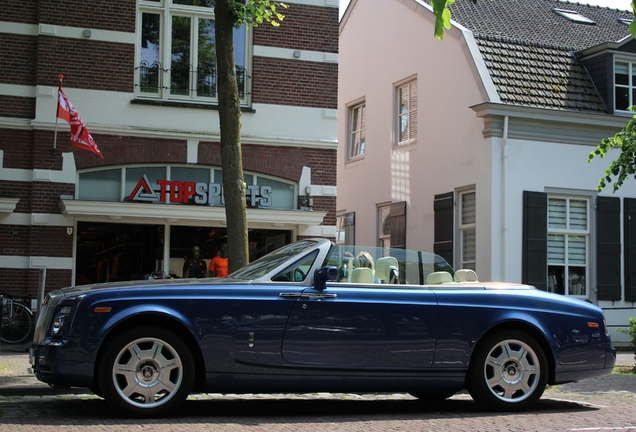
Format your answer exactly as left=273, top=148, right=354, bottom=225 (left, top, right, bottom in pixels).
left=502, top=116, right=509, bottom=281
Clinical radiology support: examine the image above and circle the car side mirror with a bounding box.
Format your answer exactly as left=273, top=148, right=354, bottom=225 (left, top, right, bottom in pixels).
left=314, top=266, right=338, bottom=291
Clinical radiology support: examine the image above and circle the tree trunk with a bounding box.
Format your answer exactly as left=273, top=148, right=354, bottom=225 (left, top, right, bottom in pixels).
left=215, top=0, right=249, bottom=272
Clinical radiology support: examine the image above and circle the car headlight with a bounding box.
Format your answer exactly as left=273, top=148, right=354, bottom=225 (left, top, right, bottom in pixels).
left=51, top=306, right=72, bottom=336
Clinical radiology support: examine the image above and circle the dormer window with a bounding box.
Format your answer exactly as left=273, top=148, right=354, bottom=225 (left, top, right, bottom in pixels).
left=615, top=61, right=636, bottom=112
left=553, top=8, right=596, bottom=25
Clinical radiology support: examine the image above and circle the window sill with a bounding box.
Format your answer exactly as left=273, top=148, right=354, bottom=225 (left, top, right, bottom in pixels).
left=131, top=98, right=256, bottom=113
left=393, top=140, right=417, bottom=153
left=345, top=156, right=365, bottom=167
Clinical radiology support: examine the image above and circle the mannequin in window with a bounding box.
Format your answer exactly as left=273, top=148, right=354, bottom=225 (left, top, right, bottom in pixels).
left=182, top=245, right=208, bottom=278
left=210, top=244, right=229, bottom=278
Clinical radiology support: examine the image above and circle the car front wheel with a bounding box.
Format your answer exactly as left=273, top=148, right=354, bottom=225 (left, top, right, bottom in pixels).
left=98, top=326, right=194, bottom=418
left=468, top=330, right=548, bottom=411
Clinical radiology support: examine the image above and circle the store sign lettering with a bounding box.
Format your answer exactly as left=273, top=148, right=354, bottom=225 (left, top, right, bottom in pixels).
left=129, top=175, right=273, bottom=208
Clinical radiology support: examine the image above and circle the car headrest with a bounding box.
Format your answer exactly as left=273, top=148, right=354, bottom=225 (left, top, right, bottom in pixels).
left=375, top=256, right=398, bottom=282
left=426, top=271, right=453, bottom=285
left=454, top=269, right=478, bottom=282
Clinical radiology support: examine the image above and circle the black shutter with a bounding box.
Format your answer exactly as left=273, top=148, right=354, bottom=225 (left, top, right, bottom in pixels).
left=390, top=201, right=407, bottom=249
left=596, top=197, right=621, bottom=301
left=522, top=191, right=547, bottom=290
left=434, top=192, right=454, bottom=268
left=625, top=198, right=636, bottom=301
left=344, top=212, right=355, bottom=246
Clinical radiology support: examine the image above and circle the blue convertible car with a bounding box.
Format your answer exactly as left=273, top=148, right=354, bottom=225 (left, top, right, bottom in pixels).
left=30, top=238, right=616, bottom=418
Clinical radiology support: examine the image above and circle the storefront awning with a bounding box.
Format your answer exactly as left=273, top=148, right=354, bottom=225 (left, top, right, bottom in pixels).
left=59, top=199, right=327, bottom=227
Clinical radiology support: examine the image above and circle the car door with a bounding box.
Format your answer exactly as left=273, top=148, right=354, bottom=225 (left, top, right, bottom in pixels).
left=280, top=283, right=438, bottom=369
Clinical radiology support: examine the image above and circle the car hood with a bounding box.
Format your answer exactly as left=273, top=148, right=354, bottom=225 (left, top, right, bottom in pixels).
left=57, top=277, right=238, bottom=298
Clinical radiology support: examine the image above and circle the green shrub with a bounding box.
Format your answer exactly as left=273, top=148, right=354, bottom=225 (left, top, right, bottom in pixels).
left=618, top=317, right=636, bottom=368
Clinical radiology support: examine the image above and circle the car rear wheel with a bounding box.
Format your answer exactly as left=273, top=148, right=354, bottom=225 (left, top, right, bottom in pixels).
left=98, top=326, right=194, bottom=418
left=468, top=330, right=548, bottom=411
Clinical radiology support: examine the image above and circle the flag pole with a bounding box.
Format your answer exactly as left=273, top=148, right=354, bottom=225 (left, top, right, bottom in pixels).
left=52, top=74, right=64, bottom=154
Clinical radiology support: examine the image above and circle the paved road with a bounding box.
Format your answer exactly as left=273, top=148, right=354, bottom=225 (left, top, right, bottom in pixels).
left=1, top=345, right=635, bottom=431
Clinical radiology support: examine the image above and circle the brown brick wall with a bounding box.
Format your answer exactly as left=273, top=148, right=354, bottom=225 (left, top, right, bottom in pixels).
left=0, top=181, right=75, bottom=214
left=0, top=130, right=34, bottom=169
left=254, top=4, right=339, bottom=53
left=0, top=96, right=36, bottom=119
left=38, top=0, right=136, bottom=32
left=313, top=195, right=336, bottom=226
left=0, top=268, right=74, bottom=296
left=29, top=226, right=74, bottom=257
left=37, top=37, right=134, bottom=91
left=252, top=58, right=338, bottom=109
left=0, top=34, right=38, bottom=86
left=199, top=142, right=336, bottom=185
left=0, top=182, right=30, bottom=212
left=73, top=135, right=189, bottom=169
left=0, top=1, right=38, bottom=24
left=2, top=224, right=29, bottom=256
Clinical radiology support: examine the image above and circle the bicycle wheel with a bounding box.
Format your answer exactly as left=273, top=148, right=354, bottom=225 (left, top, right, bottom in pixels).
left=1, top=302, right=34, bottom=344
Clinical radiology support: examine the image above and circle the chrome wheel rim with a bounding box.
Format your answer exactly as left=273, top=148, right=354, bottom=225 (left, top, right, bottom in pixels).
left=112, top=337, right=184, bottom=409
left=483, top=338, right=540, bottom=403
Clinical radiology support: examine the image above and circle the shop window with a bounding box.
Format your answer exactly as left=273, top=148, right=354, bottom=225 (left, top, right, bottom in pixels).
left=77, top=165, right=297, bottom=210
left=78, top=169, right=121, bottom=201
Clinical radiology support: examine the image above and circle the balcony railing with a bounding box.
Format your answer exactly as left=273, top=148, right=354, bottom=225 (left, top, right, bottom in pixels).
left=135, top=61, right=246, bottom=99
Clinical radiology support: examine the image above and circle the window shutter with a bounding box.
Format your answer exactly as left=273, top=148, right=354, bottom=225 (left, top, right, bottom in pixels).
left=344, top=212, right=355, bottom=246
left=434, top=192, right=454, bottom=267
left=596, top=196, right=621, bottom=301
left=522, top=191, right=547, bottom=290
left=625, top=198, right=636, bottom=301
left=390, top=201, right=407, bottom=249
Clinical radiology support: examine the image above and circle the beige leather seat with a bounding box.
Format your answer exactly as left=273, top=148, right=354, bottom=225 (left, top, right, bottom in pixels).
left=454, top=269, right=478, bottom=282
left=351, top=267, right=374, bottom=283
left=375, top=256, right=399, bottom=283
left=425, top=271, right=453, bottom=285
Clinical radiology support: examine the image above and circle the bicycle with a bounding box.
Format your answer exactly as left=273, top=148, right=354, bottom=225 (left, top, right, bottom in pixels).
left=1, top=295, right=35, bottom=345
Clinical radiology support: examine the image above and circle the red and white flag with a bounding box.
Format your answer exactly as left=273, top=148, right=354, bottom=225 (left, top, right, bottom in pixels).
left=57, top=89, right=103, bottom=158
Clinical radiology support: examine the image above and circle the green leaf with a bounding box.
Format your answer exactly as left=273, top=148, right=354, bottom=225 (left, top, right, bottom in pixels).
left=432, top=0, right=454, bottom=40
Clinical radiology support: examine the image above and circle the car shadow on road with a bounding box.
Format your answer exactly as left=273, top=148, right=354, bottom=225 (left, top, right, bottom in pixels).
left=0, top=395, right=601, bottom=426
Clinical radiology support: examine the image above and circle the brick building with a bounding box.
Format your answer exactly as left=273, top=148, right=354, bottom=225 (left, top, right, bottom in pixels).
left=0, top=0, right=339, bottom=302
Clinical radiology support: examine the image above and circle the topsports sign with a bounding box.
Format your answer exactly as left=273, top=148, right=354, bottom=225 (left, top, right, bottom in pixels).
left=128, top=175, right=273, bottom=208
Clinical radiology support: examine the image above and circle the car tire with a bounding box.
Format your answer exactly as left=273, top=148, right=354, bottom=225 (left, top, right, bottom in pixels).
left=98, top=326, right=195, bottom=418
left=467, top=330, right=548, bottom=411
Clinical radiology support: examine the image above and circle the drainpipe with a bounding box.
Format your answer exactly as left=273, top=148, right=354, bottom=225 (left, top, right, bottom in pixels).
left=502, top=116, right=509, bottom=281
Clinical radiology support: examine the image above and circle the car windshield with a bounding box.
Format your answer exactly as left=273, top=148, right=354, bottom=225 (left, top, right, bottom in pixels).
left=229, top=240, right=320, bottom=280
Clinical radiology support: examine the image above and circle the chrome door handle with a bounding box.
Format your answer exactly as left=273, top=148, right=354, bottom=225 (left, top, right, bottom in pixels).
left=300, top=293, right=337, bottom=299
left=278, top=293, right=337, bottom=299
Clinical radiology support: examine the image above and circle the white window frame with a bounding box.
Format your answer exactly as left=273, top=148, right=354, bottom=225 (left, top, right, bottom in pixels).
left=136, top=0, right=252, bottom=105
left=547, top=195, right=590, bottom=299
left=395, top=78, right=417, bottom=147
left=614, top=59, right=636, bottom=113
left=347, top=100, right=366, bottom=161
left=457, top=189, right=476, bottom=271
